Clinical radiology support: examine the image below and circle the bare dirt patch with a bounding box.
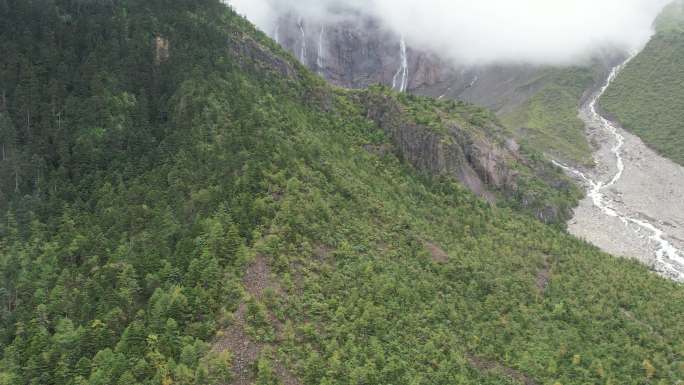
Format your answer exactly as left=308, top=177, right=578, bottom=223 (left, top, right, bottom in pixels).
left=214, top=304, right=258, bottom=385
left=213, top=255, right=300, bottom=385
left=424, top=241, right=449, bottom=263
left=243, top=254, right=280, bottom=299
left=535, top=256, right=552, bottom=292
left=467, top=355, right=539, bottom=385
left=313, top=243, right=334, bottom=262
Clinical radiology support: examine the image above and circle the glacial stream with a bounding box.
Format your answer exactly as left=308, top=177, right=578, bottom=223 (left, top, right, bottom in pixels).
left=554, top=56, right=684, bottom=283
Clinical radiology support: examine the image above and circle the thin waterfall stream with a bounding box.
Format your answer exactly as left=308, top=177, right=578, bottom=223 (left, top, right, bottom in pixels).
left=392, top=37, right=409, bottom=92
left=298, top=19, right=306, bottom=63
left=316, top=26, right=325, bottom=75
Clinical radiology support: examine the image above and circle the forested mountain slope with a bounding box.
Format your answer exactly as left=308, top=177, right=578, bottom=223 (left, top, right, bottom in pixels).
left=600, top=0, right=684, bottom=165
left=0, top=1, right=683, bottom=385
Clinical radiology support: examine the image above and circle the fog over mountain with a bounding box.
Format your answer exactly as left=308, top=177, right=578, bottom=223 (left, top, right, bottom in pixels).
left=229, top=0, right=672, bottom=65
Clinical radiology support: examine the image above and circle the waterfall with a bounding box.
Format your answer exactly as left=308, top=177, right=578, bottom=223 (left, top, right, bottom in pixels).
left=273, top=22, right=280, bottom=45
left=316, top=26, right=325, bottom=74
left=392, top=37, right=409, bottom=92
left=298, top=19, right=307, bottom=63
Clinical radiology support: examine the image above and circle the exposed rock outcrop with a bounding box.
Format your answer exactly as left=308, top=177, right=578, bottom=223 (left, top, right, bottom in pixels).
left=360, top=91, right=518, bottom=202
left=357, top=89, right=579, bottom=224
left=154, top=35, right=170, bottom=65
left=229, top=32, right=299, bottom=80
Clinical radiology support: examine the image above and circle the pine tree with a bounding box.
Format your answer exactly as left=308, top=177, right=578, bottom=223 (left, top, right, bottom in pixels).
left=0, top=113, right=15, bottom=162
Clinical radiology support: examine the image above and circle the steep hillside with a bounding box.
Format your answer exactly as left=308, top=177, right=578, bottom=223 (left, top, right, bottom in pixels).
left=600, top=0, right=684, bottom=165
left=495, top=66, right=599, bottom=167
left=1, top=2, right=684, bottom=385
left=272, top=12, right=620, bottom=166
left=418, top=61, right=625, bottom=167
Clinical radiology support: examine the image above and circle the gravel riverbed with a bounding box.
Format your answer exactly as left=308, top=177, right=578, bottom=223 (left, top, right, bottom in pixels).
left=564, top=70, right=684, bottom=282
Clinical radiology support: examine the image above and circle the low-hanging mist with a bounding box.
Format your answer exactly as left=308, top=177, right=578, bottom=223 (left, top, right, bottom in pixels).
left=228, top=0, right=673, bottom=65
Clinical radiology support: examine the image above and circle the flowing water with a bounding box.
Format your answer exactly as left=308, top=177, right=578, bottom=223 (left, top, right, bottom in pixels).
left=316, top=26, right=325, bottom=74
left=392, top=37, right=409, bottom=92
left=555, top=55, right=684, bottom=282
left=467, top=75, right=479, bottom=88
left=298, top=19, right=306, bottom=63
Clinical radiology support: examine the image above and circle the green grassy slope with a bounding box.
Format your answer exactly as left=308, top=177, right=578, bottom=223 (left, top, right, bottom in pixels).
left=600, top=1, right=684, bottom=165
left=501, top=67, right=597, bottom=166
left=419, top=64, right=606, bottom=167
left=0, top=2, right=683, bottom=385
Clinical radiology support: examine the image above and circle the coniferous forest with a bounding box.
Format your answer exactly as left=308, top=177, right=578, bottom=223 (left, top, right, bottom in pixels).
left=0, top=1, right=683, bottom=384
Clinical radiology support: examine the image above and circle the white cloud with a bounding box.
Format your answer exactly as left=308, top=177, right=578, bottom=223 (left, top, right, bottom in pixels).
left=228, top=0, right=275, bottom=31
left=228, top=0, right=672, bottom=65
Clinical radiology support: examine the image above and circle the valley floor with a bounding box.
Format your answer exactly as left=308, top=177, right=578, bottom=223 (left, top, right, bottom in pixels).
left=567, top=104, right=684, bottom=282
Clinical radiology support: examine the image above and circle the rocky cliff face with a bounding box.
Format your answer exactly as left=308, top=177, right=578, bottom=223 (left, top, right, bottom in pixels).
left=361, top=92, right=515, bottom=202
left=357, top=90, right=578, bottom=224
left=273, top=13, right=450, bottom=91
left=271, top=13, right=620, bottom=115
left=273, top=12, right=548, bottom=110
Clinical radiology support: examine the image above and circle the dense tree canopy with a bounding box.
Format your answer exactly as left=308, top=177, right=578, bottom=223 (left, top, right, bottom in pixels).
left=0, top=1, right=683, bottom=385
